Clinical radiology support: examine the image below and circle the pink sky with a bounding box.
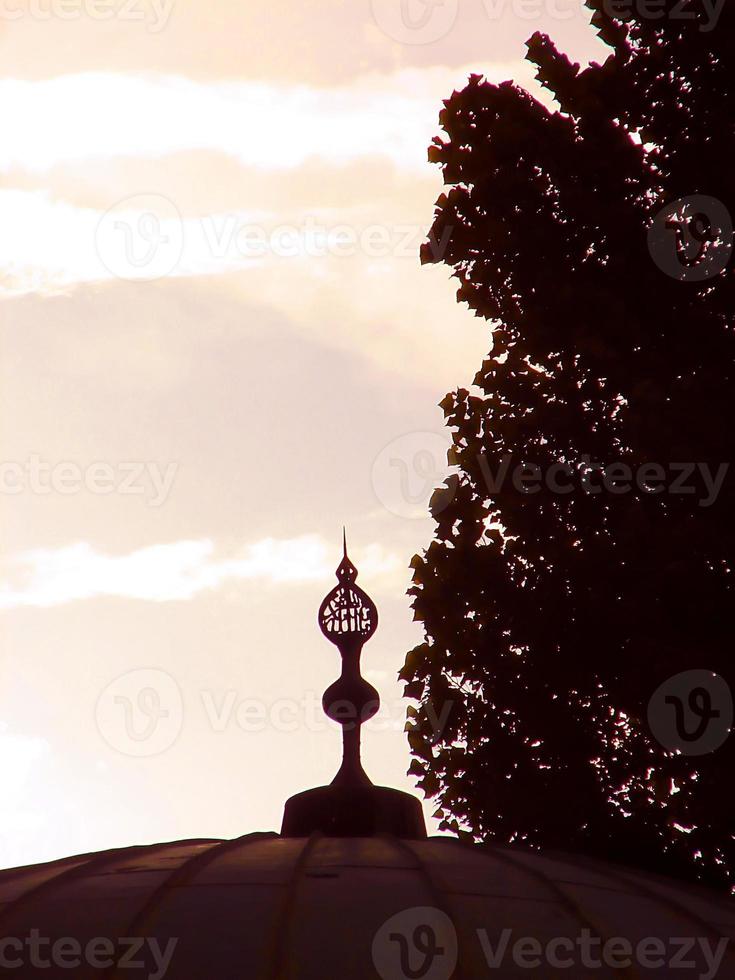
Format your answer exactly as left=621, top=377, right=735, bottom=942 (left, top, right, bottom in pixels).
left=0, top=0, right=603, bottom=867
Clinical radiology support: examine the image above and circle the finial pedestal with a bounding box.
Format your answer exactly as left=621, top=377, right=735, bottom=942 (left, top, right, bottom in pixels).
left=281, top=784, right=426, bottom=838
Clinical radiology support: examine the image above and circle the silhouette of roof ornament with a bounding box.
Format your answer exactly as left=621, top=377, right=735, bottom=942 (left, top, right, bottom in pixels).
left=317, top=530, right=380, bottom=789
left=318, top=529, right=377, bottom=641
left=281, top=532, right=427, bottom=838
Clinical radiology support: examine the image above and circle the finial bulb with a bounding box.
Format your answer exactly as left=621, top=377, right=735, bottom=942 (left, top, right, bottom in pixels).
left=318, top=538, right=377, bottom=642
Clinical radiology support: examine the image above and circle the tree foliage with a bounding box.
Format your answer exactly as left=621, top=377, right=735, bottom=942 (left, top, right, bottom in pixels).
left=402, top=0, right=735, bottom=889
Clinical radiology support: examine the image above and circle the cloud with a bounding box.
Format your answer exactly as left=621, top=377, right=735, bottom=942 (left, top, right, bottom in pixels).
left=0, top=536, right=401, bottom=608
left=0, top=63, right=536, bottom=177
left=0, top=728, right=53, bottom=851
left=0, top=62, right=530, bottom=297
left=0, top=726, right=51, bottom=788
left=0, top=0, right=604, bottom=86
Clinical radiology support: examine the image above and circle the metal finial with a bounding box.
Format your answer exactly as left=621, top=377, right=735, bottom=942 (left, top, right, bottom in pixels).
left=317, top=536, right=379, bottom=787
left=280, top=531, right=428, bottom=838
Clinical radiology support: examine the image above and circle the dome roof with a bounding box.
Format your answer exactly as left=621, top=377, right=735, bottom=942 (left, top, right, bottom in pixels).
left=0, top=832, right=732, bottom=979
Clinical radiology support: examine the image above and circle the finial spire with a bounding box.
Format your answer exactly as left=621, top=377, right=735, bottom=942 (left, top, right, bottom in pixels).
left=318, top=535, right=379, bottom=786
left=280, top=532, right=427, bottom=839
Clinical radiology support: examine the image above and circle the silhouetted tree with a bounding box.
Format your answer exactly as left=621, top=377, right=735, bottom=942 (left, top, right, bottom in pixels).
left=402, top=0, right=735, bottom=890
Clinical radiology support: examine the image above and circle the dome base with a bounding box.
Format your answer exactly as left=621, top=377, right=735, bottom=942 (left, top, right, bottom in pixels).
left=281, top=784, right=427, bottom=838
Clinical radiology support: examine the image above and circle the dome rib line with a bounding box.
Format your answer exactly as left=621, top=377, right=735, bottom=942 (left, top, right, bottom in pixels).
left=105, top=831, right=279, bottom=979
left=0, top=840, right=214, bottom=933
left=480, top=844, right=643, bottom=980
left=543, top=849, right=735, bottom=964
left=389, top=836, right=468, bottom=980
left=265, top=832, right=323, bottom=980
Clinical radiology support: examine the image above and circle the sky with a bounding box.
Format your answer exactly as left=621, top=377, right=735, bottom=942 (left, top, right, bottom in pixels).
left=0, top=0, right=604, bottom=868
